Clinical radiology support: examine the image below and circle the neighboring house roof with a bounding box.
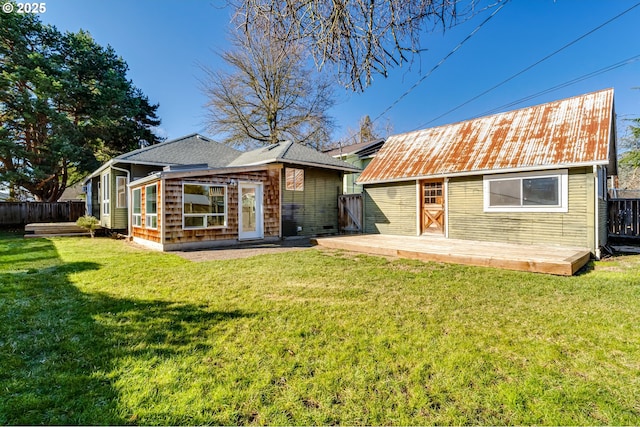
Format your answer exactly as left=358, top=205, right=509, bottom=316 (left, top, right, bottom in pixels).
left=228, top=141, right=361, bottom=172
left=324, top=138, right=385, bottom=158
left=115, top=133, right=241, bottom=166
left=85, top=134, right=242, bottom=181
left=359, top=89, right=616, bottom=184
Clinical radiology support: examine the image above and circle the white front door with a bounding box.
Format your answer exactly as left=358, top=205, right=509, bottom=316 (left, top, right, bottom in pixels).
left=238, top=183, right=263, bottom=240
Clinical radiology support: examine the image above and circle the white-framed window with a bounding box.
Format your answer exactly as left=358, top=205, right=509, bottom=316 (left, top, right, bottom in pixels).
left=145, top=184, right=158, bottom=229
left=483, top=169, right=568, bottom=213
left=102, top=173, right=110, bottom=215
left=132, top=188, right=142, bottom=227
left=285, top=168, right=304, bottom=191
left=116, top=176, right=127, bottom=208
left=182, top=183, right=227, bottom=229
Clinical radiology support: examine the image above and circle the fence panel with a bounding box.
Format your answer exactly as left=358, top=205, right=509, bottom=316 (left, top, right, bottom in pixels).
left=608, top=198, right=640, bottom=239
left=0, top=201, right=86, bottom=225
left=338, top=194, right=363, bottom=233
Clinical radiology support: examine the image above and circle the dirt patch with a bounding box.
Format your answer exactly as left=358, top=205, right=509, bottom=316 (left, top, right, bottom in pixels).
left=174, top=238, right=314, bottom=261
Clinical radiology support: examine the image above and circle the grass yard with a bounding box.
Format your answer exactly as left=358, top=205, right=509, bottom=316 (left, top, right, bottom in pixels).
left=1, top=233, right=639, bottom=425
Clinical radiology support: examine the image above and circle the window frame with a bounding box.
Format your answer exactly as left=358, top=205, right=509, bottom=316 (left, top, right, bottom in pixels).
left=132, top=187, right=142, bottom=228
left=102, top=173, right=110, bottom=216
left=483, top=169, right=568, bottom=213
left=182, top=182, right=228, bottom=230
left=116, top=176, right=127, bottom=208
left=285, top=168, right=304, bottom=191
left=145, top=183, right=158, bottom=229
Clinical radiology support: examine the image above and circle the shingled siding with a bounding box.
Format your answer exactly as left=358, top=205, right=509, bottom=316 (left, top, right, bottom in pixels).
left=447, top=167, right=596, bottom=252
left=364, top=181, right=417, bottom=236
left=282, top=167, right=342, bottom=236
left=132, top=180, right=163, bottom=244
left=162, top=168, right=280, bottom=249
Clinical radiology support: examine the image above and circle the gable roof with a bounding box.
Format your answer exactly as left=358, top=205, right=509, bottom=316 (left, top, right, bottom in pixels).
left=358, top=89, right=616, bottom=184
left=228, top=141, right=361, bottom=172
left=115, top=133, right=241, bottom=167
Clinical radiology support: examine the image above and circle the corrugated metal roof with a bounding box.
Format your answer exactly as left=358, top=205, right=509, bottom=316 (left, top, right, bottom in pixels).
left=358, top=89, right=615, bottom=184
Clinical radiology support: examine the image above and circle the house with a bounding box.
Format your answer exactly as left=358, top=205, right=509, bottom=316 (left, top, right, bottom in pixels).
left=357, top=88, right=617, bottom=258
left=83, top=134, right=241, bottom=230
left=324, top=138, right=385, bottom=194
left=127, top=140, right=360, bottom=251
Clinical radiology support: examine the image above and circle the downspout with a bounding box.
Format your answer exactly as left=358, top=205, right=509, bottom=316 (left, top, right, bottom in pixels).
left=593, top=165, right=601, bottom=259
left=444, top=177, right=450, bottom=239
left=416, top=179, right=421, bottom=236
left=111, top=165, right=130, bottom=236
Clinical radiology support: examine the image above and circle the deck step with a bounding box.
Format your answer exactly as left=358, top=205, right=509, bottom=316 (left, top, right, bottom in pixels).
left=25, top=232, right=92, bottom=238
left=25, top=222, right=100, bottom=235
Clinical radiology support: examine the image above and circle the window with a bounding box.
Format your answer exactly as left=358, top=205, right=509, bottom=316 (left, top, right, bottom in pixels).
left=116, top=176, right=127, bottom=208
left=132, top=188, right=142, bottom=227
left=145, top=184, right=157, bottom=229
left=423, top=182, right=443, bottom=204
left=285, top=168, right=304, bottom=191
left=102, top=173, right=110, bottom=215
left=183, top=183, right=227, bottom=229
left=483, top=170, right=568, bottom=213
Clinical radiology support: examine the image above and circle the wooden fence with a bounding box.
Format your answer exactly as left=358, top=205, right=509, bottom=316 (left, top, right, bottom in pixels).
left=338, top=194, right=362, bottom=233
left=608, top=198, right=640, bottom=239
left=0, top=201, right=86, bottom=226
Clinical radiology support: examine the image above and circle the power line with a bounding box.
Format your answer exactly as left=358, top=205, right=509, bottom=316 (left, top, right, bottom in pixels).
left=370, top=0, right=510, bottom=125
left=470, top=54, right=640, bottom=118
left=417, top=1, right=640, bottom=129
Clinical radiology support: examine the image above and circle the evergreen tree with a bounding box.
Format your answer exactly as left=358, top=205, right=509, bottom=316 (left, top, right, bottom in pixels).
left=0, top=7, right=161, bottom=201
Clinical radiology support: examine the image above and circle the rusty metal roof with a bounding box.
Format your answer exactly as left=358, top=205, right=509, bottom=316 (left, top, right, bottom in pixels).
left=358, top=89, right=615, bottom=184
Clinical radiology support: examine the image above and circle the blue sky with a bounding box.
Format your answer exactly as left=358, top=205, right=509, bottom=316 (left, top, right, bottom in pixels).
left=38, top=0, right=640, bottom=145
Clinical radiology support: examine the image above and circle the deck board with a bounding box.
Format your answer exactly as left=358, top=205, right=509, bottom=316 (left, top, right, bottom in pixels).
left=312, top=234, right=591, bottom=276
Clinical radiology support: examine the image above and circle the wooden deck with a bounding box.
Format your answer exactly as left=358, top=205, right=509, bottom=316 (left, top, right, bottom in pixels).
left=24, top=222, right=99, bottom=238
left=312, top=234, right=592, bottom=276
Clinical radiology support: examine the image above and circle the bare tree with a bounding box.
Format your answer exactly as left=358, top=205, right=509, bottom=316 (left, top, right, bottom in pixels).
left=236, top=0, right=488, bottom=91
left=201, top=18, right=335, bottom=150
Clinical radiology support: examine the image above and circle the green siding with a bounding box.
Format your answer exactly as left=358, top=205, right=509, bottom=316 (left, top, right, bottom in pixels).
left=282, top=167, right=342, bottom=236
left=598, top=197, right=608, bottom=248
left=364, top=181, right=416, bottom=236
left=447, top=168, right=596, bottom=251
left=342, top=155, right=371, bottom=194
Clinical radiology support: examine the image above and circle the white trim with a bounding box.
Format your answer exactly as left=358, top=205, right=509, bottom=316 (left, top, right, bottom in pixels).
left=102, top=172, right=110, bottom=216
left=116, top=176, right=127, bottom=208
left=145, top=183, right=158, bottom=229
left=483, top=169, right=568, bottom=213
left=131, top=187, right=142, bottom=228
left=182, top=182, right=228, bottom=230
left=238, top=181, right=264, bottom=240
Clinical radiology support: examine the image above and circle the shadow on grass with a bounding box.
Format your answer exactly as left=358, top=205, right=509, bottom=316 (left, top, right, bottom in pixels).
left=0, top=238, right=252, bottom=425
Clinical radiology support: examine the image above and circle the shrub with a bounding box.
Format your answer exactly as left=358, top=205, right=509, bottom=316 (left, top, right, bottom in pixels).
left=76, top=215, right=99, bottom=238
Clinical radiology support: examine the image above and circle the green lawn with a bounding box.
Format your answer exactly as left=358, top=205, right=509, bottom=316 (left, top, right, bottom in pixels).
left=1, top=233, right=639, bottom=425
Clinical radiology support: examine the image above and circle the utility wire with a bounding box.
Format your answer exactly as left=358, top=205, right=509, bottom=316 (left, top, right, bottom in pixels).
left=417, top=1, right=640, bottom=129
left=370, top=0, right=510, bottom=124
left=470, top=54, right=640, bottom=118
